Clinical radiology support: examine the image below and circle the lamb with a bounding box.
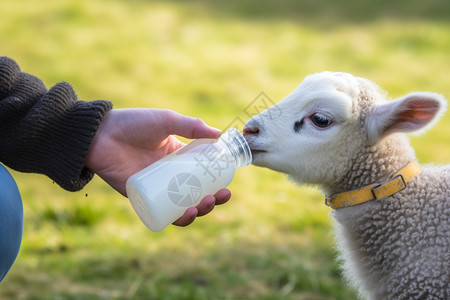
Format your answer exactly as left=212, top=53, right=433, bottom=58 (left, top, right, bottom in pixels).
left=242, top=72, right=449, bottom=300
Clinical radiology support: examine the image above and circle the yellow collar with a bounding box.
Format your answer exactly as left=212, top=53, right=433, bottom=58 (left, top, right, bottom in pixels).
left=326, top=161, right=422, bottom=210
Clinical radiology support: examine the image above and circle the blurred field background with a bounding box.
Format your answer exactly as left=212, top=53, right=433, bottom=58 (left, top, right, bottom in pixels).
left=1, top=0, right=449, bottom=299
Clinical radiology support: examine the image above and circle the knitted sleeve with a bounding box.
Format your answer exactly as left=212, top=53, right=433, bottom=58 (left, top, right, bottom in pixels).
left=0, top=56, right=113, bottom=191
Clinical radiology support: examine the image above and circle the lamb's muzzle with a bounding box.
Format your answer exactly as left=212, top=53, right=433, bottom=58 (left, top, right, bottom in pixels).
left=243, top=118, right=271, bottom=165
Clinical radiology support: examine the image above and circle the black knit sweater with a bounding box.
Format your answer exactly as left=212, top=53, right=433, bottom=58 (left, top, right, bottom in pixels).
left=0, top=56, right=113, bottom=191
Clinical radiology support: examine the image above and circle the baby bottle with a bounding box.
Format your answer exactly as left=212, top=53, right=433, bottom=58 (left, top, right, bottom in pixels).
left=126, top=128, right=252, bottom=232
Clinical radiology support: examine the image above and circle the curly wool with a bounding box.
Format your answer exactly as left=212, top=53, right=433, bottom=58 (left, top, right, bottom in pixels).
left=322, top=78, right=450, bottom=300
left=333, top=163, right=449, bottom=299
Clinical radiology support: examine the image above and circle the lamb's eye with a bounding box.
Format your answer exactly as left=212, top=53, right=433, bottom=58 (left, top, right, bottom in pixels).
left=310, top=113, right=332, bottom=128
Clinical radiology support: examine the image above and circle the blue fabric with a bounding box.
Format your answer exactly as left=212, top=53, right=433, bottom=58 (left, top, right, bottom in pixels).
left=0, top=164, right=23, bottom=283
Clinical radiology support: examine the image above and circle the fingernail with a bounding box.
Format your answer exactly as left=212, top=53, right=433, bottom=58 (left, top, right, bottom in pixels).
left=209, top=126, right=222, bottom=134
left=207, top=201, right=215, bottom=210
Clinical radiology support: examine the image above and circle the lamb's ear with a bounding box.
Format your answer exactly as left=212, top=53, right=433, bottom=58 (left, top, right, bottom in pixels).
left=366, top=92, right=447, bottom=144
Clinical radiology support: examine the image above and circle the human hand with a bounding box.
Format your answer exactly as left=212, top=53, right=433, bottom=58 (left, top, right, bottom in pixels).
left=85, top=108, right=231, bottom=227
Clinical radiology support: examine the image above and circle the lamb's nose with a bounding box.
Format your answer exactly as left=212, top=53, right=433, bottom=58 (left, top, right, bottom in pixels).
left=243, top=124, right=260, bottom=136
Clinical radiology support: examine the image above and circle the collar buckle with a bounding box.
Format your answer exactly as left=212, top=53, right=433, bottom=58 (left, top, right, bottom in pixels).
left=371, top=174, right=407, bottom=200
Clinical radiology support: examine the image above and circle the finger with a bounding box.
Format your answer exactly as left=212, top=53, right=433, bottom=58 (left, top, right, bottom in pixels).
left=166, top=110, right=222, bottom=139
left=196, top=195, right=216, bottom=217
left=172, top=207, right=198, bottom=227
left=214, top=189, right=232, bottom=205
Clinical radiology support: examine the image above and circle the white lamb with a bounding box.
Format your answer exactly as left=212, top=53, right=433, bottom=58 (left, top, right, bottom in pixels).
left=243, top=72, right=449, bottom=300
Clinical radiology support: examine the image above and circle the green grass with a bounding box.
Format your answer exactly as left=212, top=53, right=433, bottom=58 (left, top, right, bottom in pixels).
left=1, top=0, right=449, bottom=299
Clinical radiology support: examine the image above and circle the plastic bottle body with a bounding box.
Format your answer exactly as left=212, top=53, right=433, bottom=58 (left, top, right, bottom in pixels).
left=126, top=128, right=251, bottom=232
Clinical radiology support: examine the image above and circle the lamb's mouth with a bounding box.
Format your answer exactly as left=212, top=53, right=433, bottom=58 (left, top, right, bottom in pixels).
left=250, top=149, right=267, bottom=155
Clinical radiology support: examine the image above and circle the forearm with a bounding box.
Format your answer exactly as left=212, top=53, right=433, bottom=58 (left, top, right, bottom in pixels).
left=0, top=56, right=112, bottom=191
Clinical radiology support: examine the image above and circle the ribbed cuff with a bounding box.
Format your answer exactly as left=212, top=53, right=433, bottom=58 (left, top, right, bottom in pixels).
left=0, top=56, right=113, bottom=191
left=13, top=82, right=113, bottom=191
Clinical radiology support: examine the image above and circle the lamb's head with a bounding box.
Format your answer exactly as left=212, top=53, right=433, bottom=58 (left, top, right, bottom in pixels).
left=243, top=72, right=447, bottom=188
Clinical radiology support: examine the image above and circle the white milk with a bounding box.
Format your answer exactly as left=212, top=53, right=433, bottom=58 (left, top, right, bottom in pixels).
left=126, top=128, right=252, bottom=232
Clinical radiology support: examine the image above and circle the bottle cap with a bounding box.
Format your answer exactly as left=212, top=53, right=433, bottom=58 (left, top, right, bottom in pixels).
left=221, top=128, right=252, bottom=168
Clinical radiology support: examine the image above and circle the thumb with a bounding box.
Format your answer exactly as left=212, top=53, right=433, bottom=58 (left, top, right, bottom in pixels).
left=167, top=111, right=222, bottom=139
